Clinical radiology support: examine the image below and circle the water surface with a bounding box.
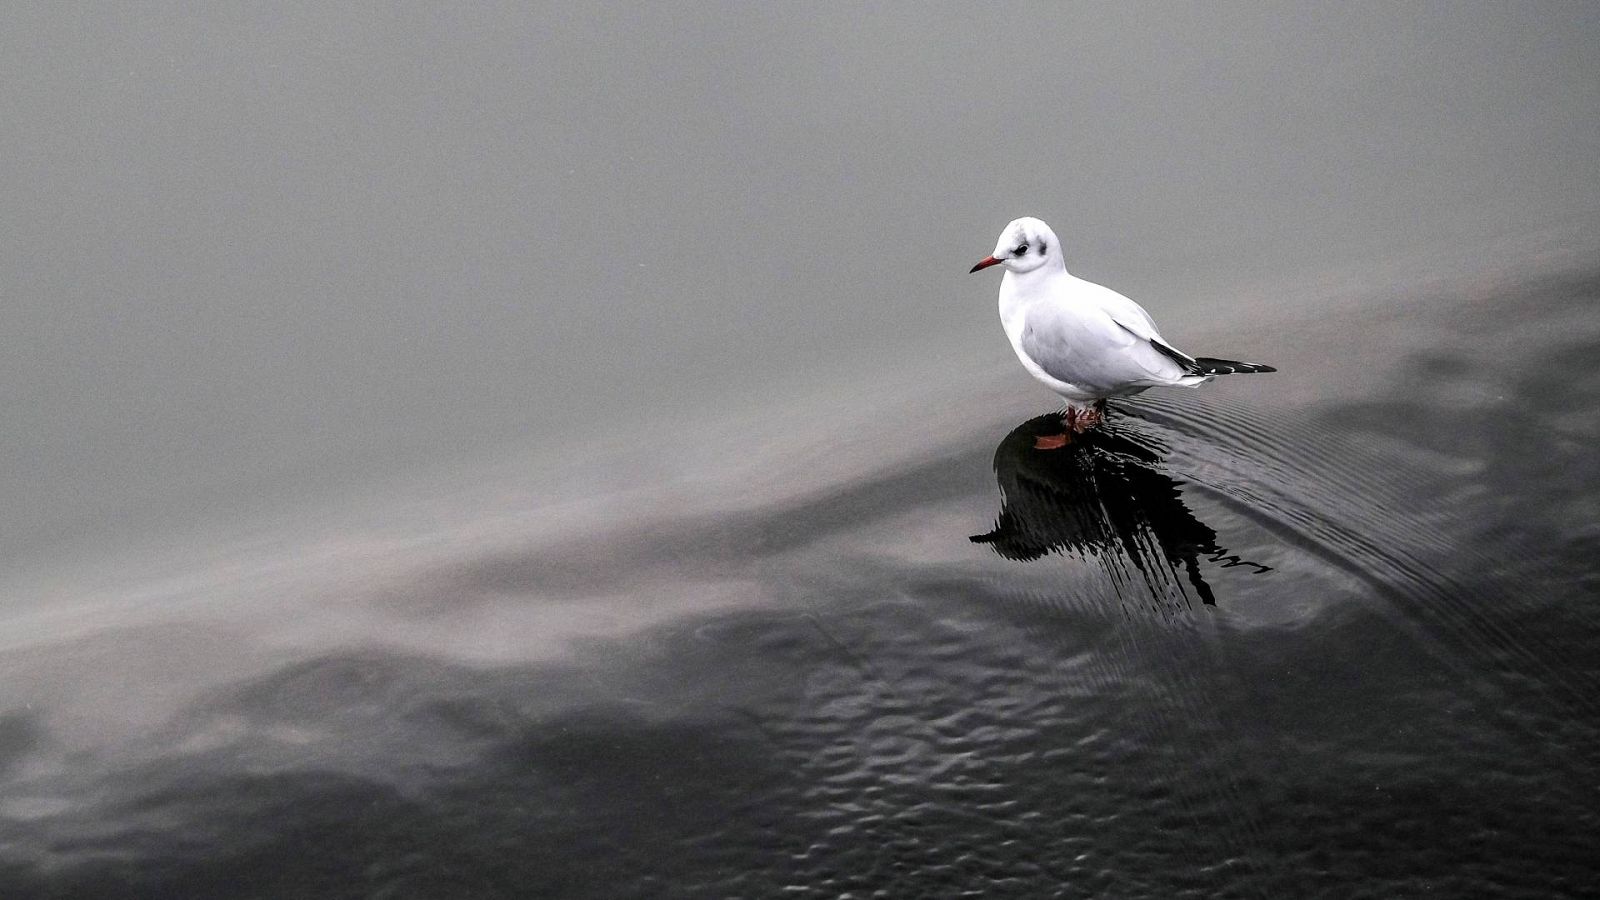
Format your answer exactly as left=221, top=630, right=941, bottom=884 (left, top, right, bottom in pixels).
left=3, top=250, right=1598, bottom=897
left=3, top=4, right=1599, bottom=897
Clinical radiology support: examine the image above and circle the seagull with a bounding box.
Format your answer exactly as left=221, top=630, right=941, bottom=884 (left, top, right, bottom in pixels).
left=971, top=216, right=1274, bottom=444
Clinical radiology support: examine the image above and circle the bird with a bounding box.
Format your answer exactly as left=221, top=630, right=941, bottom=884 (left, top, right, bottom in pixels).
left=971, top=216, right=1274, bottom=444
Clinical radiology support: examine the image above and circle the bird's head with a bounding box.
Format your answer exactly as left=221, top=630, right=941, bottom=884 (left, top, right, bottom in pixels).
left=970, top=216, right=1063, bottom=276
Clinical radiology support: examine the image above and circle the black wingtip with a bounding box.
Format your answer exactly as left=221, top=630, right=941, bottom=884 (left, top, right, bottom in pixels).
left=1191, top=357, right=1277, bottom=376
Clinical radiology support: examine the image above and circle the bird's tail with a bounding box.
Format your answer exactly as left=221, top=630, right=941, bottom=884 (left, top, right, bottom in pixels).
left=1189, top=357, right=1276, bottom=376
left=1148, top=340, right=1276, bottom=377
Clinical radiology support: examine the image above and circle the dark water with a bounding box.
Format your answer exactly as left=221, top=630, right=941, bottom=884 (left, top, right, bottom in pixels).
left=2, top=257, right=1598, bottom=897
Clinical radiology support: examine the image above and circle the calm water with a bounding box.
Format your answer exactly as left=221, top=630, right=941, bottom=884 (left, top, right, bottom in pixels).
left=4, top=5, right=1600, bottom=898
left=3, top=249, right=1598, bottom=897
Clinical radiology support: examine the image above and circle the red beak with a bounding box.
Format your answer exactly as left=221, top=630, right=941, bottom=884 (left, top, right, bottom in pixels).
left=969, top=255, right=1002, bottom=273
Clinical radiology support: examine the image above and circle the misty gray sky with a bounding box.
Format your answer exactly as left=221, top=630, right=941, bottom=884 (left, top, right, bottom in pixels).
left=3, top=3, right=1598, bottom=568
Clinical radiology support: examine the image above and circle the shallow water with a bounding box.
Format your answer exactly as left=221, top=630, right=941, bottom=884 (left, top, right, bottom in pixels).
left=2, top=254, right=1597, bottom=897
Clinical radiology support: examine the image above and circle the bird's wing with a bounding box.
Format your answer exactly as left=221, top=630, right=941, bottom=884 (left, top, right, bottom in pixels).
left=1078, top=282, right=1184, bottom=351
left=1019, top=293, right=1189, bottom=390
left=1079, top=281, right=1203, bottom=378
left=1083, top=281, right=1163, bottom=340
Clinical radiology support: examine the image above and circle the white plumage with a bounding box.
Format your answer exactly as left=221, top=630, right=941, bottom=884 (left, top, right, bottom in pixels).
left=971, top=217, right=1273, bottom=415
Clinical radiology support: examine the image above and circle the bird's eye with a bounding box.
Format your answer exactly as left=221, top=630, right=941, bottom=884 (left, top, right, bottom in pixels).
left=1015, top=244, right=1028, bottom=255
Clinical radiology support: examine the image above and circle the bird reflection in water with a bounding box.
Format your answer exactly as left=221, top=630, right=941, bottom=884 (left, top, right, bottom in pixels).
left=971, top=413, right=1267, bottom=607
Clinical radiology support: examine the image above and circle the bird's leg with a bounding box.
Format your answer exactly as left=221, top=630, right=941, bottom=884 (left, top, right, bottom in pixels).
left=1068, top=402, right=1104, bottom=433
left=1032, top=409, right=1078, bottom=450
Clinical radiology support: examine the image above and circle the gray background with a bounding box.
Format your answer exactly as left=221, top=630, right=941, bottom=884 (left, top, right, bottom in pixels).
left=4, top=2, right=1597, bottom=568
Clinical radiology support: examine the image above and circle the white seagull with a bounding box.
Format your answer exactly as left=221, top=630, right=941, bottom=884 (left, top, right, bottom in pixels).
left=971, top=216, right=1274, bottom=441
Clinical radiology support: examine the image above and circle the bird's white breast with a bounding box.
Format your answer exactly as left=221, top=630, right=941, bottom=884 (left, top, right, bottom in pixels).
left=997, top=271, right=1098, bottom=402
